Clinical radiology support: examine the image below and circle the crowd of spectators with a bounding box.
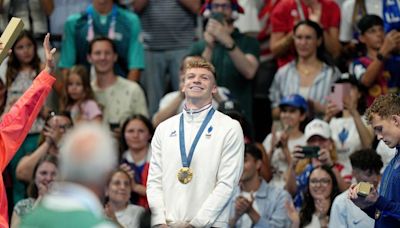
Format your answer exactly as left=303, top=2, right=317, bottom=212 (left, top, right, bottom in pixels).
left=1, top=0, right=400, bottom=227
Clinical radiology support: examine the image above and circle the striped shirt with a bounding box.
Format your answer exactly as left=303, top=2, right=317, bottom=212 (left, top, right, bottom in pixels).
left=269, top=61, right=340, bottom=108
left=138, top=0, right=197, bottom=50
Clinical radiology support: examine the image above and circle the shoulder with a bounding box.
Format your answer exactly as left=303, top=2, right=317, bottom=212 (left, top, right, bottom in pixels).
left=65, top=12, right=84, bottom=25
left=116, top=77, right=142, bottom=90
left=276, top=61, right=296, bottom=76
left=117, top=7, right=140, bottom=23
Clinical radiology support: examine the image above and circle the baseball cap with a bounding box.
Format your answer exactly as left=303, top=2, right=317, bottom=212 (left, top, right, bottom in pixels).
left=304, top=119, right=331, bottom=141
left=279, top=94, right=308, bottom=112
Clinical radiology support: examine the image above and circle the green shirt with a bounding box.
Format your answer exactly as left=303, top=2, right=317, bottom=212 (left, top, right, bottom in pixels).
left=189, top=29, right=259, bottom=123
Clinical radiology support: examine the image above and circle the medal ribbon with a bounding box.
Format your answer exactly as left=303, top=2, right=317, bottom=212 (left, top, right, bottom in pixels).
left=86, top=4, right=117, bottom=41
left=179, top=108, right=215, bottom=168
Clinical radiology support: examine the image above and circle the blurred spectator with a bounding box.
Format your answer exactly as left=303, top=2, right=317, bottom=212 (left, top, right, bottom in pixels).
left=16, top=112, right=72, bottom=183
left=3, top=0, right=53, bottom=38
left=104, top=169, right=145, bottom=228
left=3, top=30, right=48, bottom=205
left=252, top=0, right=279, bottom=142
left=89, top=37, right=148, bottom=129
left=20, top=123, right=117, bottom=227
left=152, top=55, right=230, bottom=127
left=270, top=0, right=341, bottom=67
left=228, top=143, right=292, bottom=227
left=233, top=0, right=263, bottom=37
left=189, top=0, right=260, bottom=124
left=11, top=154, right=58, bottom=228
left=270, top=20, right=341, bottom=119
left=119, top=115, right=153, bottom=208
left=49, top=0, right=91, bottom=47
left=339, top=0, right=381, bottom=43
left=61, top=65, right=102, bottom=124
left=349, top=15, right=400, bottom=106
left=263, top=94, right=307, bottom=189
left=329, top=149, right=383, bottom=228
left=59, top=0, right=144, bottom=80
left=134, top=0, right=201, bottom=116
left=299, top=166, right=340, bottom=227
left=286, top=119, right=348, bottom=209
left=324, top=75, right=373, bottom=183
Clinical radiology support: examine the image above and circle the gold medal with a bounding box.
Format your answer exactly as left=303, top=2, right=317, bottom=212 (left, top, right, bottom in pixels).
left=177, top=167, right=193, bottom=184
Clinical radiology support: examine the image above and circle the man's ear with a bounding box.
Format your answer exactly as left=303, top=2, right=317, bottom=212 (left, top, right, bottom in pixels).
left=391, top=115, right=400, bottom=127
left=256, top=160, right=262, bottom=171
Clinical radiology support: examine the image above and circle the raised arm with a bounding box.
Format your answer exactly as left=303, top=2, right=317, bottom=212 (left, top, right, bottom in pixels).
left=0, top=34, right=56, bottom=171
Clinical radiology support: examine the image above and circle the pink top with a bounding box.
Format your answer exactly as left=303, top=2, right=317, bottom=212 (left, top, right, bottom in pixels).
left=0, top=71, right=55, bottom=228
left=69, top=99, right=102, bottom=123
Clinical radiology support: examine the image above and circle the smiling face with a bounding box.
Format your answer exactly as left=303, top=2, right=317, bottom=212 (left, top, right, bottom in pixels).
left=279, top=106, right=305, bottom=129
left=182, top=67, right=217, bottom=106
left=308, top=168, right=333, bottom=200
left=124, top=119, right=152, bottom=151
left=106, top=171, right=131, bottom=205
left=88, top=40, right=117, bottom=75
left=294, top=24, right=321, bottom=59
left=35, top=161, right=58, bottom=190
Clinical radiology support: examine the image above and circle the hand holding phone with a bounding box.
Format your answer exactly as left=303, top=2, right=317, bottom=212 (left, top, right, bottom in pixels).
left=329, top=83, right=351, bottom=111
left=301, top=146, right=320, bottom=158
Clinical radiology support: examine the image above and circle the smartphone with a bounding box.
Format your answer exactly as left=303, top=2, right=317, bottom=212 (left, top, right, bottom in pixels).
left=109, top=122, right=120, bottom=131
left=329, top=83, right=351, bottom=110
left=210, top=12, right=225, bottom=24
left=301, top=146, right=320, bottom=158
left=356, top=182, right=372, bottom=197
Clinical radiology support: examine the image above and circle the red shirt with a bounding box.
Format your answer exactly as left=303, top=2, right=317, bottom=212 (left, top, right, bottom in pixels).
left=271, top=0, right=341, bottom=67
left=0, top=71, right=55, bottom=228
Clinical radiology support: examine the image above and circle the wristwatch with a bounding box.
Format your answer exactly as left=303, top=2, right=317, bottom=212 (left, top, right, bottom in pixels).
left=225, top=41, right=236, bottom=51
left=376, top=52, right=385, bottom=62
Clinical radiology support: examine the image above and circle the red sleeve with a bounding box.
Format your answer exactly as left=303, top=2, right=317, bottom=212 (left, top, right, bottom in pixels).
left=271, top=0, right=295, bottom=33
left=0, top=71, right=55, bottom=171
left=321, top=0, right=341, bottom=28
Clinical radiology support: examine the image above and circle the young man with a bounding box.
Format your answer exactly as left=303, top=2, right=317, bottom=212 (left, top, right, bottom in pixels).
left=349, top=14, right=400, bottom=106
left=330, top=149, right=383, bottom=228
left=349, top=93, right=400, bottom=227
left=0, top=34, right=56, bottom=228
left=190, top=0, right=259, bottom=124
left=147, top=57, right=244, bottom=227
left=88, top=37, right=148, bottom=128
left=229, top=144, right=291, bottom=227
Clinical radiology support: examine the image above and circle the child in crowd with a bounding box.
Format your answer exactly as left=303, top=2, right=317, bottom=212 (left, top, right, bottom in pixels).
left=61, top=65, right=102, bottom=123
left=349, top=14, right=400, bottom=106
left=263, top=94, right=307, bottom=188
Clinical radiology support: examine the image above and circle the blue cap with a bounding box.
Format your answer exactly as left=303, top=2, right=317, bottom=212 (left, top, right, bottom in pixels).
left=279, top=94, right=308, bottom=112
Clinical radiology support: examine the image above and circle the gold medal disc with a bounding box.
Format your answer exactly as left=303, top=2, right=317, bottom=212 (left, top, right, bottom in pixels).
left=177, top=167, right=193, bottom=184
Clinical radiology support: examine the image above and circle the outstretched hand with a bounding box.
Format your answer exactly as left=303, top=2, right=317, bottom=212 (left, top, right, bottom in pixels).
left=43, top=33, right=56, bottom=74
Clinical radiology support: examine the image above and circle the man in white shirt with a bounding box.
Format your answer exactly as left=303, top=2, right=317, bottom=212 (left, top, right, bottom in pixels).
left=147, top=56, right=244, bottom=227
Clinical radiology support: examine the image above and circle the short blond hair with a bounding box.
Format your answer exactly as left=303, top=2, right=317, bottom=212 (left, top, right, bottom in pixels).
left=365, top=94, right=400, bottom=123
left=181, top=56, right=216, bottom=78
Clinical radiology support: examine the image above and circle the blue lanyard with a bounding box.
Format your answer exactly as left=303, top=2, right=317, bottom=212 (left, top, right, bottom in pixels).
left=86, top=4, right=117, bottom=41
left=179, top=108, right=215, bottom=168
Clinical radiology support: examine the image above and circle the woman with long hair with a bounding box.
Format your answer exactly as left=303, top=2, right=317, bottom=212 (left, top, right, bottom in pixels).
left=270, top=20, right=341, bottom=119
left=119, top=114, right=154, bottom=208
left=299, top=166, right=340, bottom=227
left=11, top=154, right=58, bottom=228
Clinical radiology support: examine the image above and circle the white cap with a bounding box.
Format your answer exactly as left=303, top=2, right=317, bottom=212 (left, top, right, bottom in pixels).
left=305, top=119, right=331, bottom=141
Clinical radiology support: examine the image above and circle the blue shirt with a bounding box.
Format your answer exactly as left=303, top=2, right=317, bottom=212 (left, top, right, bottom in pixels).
left=230, top=180, right=291, bottom=227
left=363, top=150, right=400, bottom=227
